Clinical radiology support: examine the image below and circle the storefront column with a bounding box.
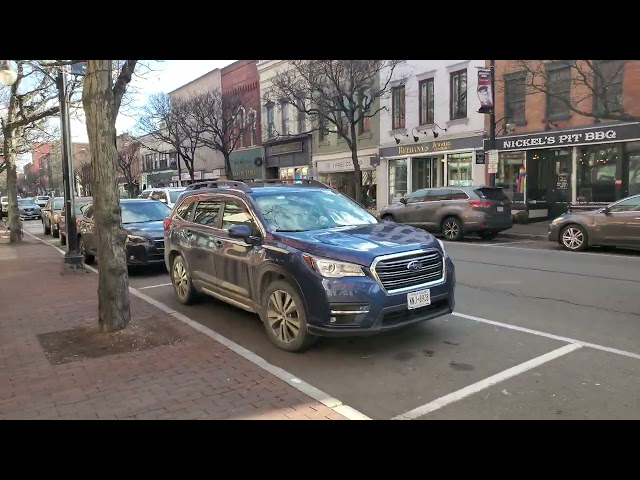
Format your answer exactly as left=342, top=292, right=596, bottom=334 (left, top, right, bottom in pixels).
left=571, top=147, right=578, bottom=203
left=443, top=154, right=448, bottom=186
left=406, top=156, right=413, bottom=194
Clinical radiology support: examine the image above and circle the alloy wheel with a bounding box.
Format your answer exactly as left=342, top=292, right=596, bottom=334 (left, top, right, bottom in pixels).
left=173, top=260, right=189, bottom=300
left=267, top=290, right=301, bottom=344
left=444, top=221, right=459, bottom=240
left=562, top=227, right=584, bottom=250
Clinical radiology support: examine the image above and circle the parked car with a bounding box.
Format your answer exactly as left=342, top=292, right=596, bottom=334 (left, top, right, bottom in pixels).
left=18, top=197, right=42, bottom=220
left=35, top=195, right=50, bottom=208
left=42, top=197, right=64, bottom=237
left=138, top=187, right=185, bottom=209
left=1, top=196, right=8, bottom=217
left=77, top=199, right=171, bottom=267
left=163, top=179, right=456, bottom=353
left=59, top=197, right=93, bottom=246
left=548, top=194, right=640, bottom=251
left=378, top=186, right=513, bottom=241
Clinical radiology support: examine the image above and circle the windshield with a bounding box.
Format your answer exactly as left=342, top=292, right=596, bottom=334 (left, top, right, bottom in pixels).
left=121, top=201, right=171, bottom=224
left=53, top=199, right=64, bottom=210
left=169, top=190, right=184, bottom=202
left=253, top=189, right=378, bottom=232
left=18, top=198, right=37, bottom=206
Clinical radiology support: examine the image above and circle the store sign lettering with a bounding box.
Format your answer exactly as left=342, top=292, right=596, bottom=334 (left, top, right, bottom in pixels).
left=501, top=130, right=617, bottom=149
left=398, top=141, right=452, bottom=155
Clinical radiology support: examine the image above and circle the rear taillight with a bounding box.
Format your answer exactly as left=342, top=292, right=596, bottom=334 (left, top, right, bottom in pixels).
left=469, top=200, right=493, bottom=208
left=163, top=217, right=171, bottom=231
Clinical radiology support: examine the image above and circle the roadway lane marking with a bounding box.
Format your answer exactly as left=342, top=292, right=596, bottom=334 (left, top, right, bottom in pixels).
left=451, top=242, right=640, bottom=260
left=26, top=231, right=371, bottom=421
left=453, top=312, right=640, bottom=361
left=392, top=343, right=582, bottom=420
left=138, top=283, right=172, bottom=290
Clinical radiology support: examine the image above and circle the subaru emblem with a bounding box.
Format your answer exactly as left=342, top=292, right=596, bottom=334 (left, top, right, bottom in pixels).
left=407, top=260, right=423, bottom=272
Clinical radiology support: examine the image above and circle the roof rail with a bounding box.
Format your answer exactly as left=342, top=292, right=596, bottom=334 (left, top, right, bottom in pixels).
left=184, top=180, right=252, bottom=193
left=247, top=178, right=330, bottom=189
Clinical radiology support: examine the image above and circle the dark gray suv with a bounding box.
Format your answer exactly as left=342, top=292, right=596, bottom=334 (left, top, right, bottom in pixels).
left=379, top=186, right=513, bottom=241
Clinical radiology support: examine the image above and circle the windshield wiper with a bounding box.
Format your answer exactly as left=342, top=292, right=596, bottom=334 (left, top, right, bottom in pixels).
left=123, top=220, right=162, bottom=224
left=275, top=229, right=307, bottom=232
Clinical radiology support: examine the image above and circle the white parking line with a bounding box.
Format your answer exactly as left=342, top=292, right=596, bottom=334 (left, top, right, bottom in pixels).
left=392, top=343, right=582, bottom=420
left=452, top=311, right=640, bottom=361
left=25, top=231, right=371, bottom=421
left=137, top=283, right=172, bottom=290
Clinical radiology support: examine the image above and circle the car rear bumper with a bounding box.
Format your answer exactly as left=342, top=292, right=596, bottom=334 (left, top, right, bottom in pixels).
left=463, top=213, right=513, bottom=233
left=305, top=256, right=456, bottom=337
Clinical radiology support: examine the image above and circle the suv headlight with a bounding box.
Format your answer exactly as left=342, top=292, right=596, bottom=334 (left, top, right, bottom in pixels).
left=126, top=235, right=152, bottom=245
left=437, top=238, right=448, bottom=257
left=303, top=254, right=365, bottom=278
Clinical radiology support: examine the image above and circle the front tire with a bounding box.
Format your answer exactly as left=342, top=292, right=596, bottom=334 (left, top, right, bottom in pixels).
left=560, top=224, right=588, bottom=251
left=60, top=232, right=66, bottom=246
left=52, top=224, right=60, bottom=238
left=78, top=237, right=95, bottom=264
left=260, top=279, right=318, bottom=353
left=442, top=216, right=464, bottom=241
left=171, top=254, right=198, bottom=305
left=43, top=220, right=51, bottom=235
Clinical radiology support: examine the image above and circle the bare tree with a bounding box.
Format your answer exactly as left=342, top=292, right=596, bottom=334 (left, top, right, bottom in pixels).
left=82, top=59, right=137, bottom=333
left=137, top=93, right=207, bottom=182
left=266, top=60, right=404, bottom=201
left=189, top=89, right=248, bottom=180
left=505, top=60, right=638, bottom=123
left=75, top=162, right=93, bottom=196
left=1, top=60, right=79, bottom=242
left=117, top=137, right=140, bottom=198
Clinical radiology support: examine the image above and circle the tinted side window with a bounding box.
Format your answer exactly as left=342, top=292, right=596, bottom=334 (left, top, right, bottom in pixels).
left=609, top=196, right=640, bottom=212
left=173, top=198, right=196, bottom=221
left=474, top=187, right=509, bottom=201
left=193, top=200, right=222, bottom=227
left=221, top=201, right=256, bottom=232
left=429, top=189, right=449, bottom=201
left=446, top=189, right=469, bottom=200
left=407, top=189, right=429, bottom=203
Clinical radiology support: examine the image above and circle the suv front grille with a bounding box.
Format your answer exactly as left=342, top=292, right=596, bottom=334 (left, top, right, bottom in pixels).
left=372, top=250, right=444, bottom=293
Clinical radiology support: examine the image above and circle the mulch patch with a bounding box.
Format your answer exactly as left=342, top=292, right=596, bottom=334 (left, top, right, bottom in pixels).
left=37, top=315, right=184, bottom=365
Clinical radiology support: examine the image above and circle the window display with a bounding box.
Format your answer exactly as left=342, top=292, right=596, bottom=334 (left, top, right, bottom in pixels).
left=388, top=159, right=408, bottom=204
left=496, top=151, right=526, bottom=202
left=279, top=166, right=309, bottom=180
left=447, top=153, right=473, bottom=187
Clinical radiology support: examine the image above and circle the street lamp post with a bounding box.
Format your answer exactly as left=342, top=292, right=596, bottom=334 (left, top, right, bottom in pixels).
left=56, top=67, right=84, bottom=270
left=488, top=59, right=497, bottom=187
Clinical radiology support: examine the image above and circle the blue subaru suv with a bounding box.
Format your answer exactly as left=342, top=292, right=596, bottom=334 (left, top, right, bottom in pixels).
left=163, top=179, right=456, bottom=352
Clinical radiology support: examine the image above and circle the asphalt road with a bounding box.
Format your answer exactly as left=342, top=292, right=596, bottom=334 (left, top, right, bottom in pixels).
left=24, top=220, right=640, bottom=420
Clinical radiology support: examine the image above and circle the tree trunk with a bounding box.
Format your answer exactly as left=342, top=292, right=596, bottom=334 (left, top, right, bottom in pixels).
left=224, top=152, right=234, bottom=180
left=3, top=127, right=23, bottom=243
left=83, top=60, right=131, bottom=333
left=349, top=123, right=362, bottom=204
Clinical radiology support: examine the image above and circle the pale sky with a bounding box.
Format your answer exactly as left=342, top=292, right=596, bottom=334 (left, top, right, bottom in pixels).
left=69, top=60, right=236, bottom=143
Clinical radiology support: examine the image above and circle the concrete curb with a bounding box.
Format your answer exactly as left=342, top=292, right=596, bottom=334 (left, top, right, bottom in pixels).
left=22, top=230, right=372, bottom=421
left=497, top=232, right=547, bottom=241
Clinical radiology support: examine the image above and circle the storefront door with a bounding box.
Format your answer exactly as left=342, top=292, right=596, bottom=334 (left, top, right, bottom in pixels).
left=412, top=156, right=444, bottom=190
left=528, top=148, right=572, bottom=218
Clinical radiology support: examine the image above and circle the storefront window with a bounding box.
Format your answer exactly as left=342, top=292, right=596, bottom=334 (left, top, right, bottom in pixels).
left=496, top=151, right=526, bottom=202
left=280, top=166, right=309, bottom=180
left=577, top=145, right=621, bottom=203
left=447, top=153, right=473, bottom=187
left=526, top=151, right=550, bottom=202
left=388, top=159, right=407, bottom=204
left=626, top=141, right=640, bottom=197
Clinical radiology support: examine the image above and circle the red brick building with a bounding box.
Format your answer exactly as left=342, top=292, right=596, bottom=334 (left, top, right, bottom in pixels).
left=221, top=60, right=263, bottom=181
left=486, top=60, right=640, bottom=219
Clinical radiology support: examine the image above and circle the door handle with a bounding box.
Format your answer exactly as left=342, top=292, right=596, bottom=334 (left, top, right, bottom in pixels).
left=213, top=240, right=223, bottom=249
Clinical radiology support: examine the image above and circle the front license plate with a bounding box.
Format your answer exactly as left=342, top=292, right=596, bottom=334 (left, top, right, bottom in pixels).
left=497, top=206, right=504, bottom=212
left=407, top=289, right=431, bottom=310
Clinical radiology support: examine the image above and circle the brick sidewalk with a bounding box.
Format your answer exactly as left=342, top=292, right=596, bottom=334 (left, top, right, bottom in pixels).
left=0, top=238, right=346, bottom=420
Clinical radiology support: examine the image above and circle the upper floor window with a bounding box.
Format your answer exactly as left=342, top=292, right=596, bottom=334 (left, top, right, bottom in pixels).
left=280, top=101, right=289, bottom=135
left=248, top=111, right=257, bottom=146
left=318, top=117, right=329, bottom=142
left=144, top=154, right=153, bottom=171
left=158, top=152, right=168, bottom=170
left=419, top=78, right=434, bottom=126
left=391, top=85, right=405, bottom=130
left=358, top=89, right=371, bottom=135
left=266, top=103, right=275, bottom=138
left=546, top=63, right=571, bottom=119
left=594, top=60, right=624, bottom=115
left=296, top=100, right=306, bottom=134
left=450, top=69, right=467, bottom=120
left=504, top=71, right=527, bottom=124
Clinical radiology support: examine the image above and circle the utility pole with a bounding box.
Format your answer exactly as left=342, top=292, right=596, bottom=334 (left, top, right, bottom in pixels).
left=57, top=68, right=83, bottom=270
left=488, top=59, right=497, bottom=187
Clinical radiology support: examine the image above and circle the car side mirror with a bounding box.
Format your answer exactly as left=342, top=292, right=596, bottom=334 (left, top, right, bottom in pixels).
left=228, top=224, right=260, bottom=244
left=399, top=197, right=407, bottom=205
left=603, top=206, right=611, bottom=215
